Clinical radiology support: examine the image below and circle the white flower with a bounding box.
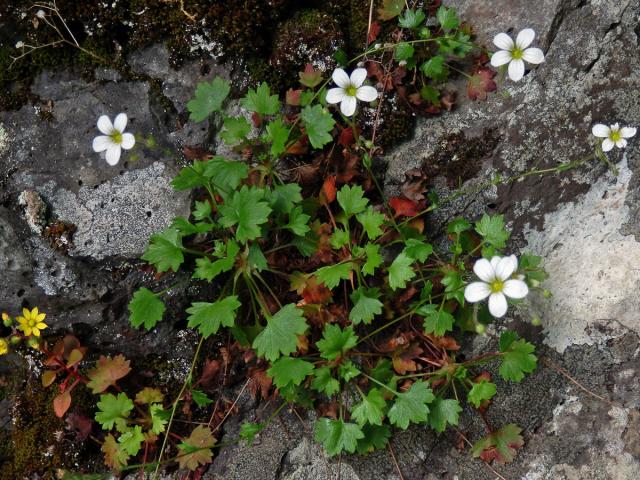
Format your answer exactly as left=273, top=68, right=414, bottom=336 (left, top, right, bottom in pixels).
left=15, top=41, right=25, bottom=49
left=592, top=123, right=636, bottom=152
left=92, top=113, right=135, bottom=166
left=464, top=255, right=529, bottom=318
left=36, top=9, right=46, bottom=19
left=490, top=28, right=545, bottom=82
left=325, top=68, right=378, bottom=117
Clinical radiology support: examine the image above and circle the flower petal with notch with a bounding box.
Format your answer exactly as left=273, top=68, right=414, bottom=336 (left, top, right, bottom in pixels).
left=490, top=29, right=545, bottom=82
left=92, top=113, right=136, bottom=166
left=464, top=255, right=529, bottom=318
left=326, top=68, right=378, bottom=117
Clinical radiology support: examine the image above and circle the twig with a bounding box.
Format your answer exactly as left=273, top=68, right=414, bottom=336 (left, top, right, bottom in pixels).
left=541, top=357, right=622, bottom=408
left=387, top=442, right=405, bottom=480
left=212, top=379, right=250, bottom=433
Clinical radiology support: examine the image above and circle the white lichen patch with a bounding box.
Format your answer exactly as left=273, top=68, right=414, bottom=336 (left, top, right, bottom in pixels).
left=0, top=123, right=8, bottom=153
left=524, top=158, right=640, bottom=352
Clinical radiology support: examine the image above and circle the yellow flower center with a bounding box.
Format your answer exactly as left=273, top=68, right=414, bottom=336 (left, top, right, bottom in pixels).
left=511, top=48, right=524, bottom=60
left=490, top=280, right=504, bottom=293
left=346, top=85, right=357, bottom=97
left=111, top=131, right=123, bottom=144
left=610, top=130, right=622, bottom=142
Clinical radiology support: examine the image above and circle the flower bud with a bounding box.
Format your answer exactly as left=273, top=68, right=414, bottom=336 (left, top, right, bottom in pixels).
left=27, top=337, right=40, bottom=350
left=543, top=289, right=552, bottom=298
left=2, top=312, right=11, bottom=327
left=36, top=9, right=46, bottom=19
left=531, top=317, right=542, bottom=327
left=475, top=323, right=486, bottom=335
left=15, top=41, right=25, bottom=49
left=10, top=335, right=21, bottom=345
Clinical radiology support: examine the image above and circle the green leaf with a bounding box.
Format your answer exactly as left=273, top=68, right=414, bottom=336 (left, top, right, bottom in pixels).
left=186, top=296, right=241, bottom=338
left=337, top=185, right=369, bottom=216
left=398, top=9, right=426, bottom=29
left=394, top=42, right=415, bottom=61
left=442, top=269, right=464, bottom=305
left=388, top=252, right=415, bottom=290
left=172, top=160, right=210, bottom=191
left=240, top=82, right=280, bottom=116
left=329, top=228, right=350, bottom=249
left=499, top=332, right=537, bottom=382
left=377, top=0, right=404, bottom=20
left=403, top=239, right=433, bottom=262
left=428, top=398, right=461, bottom=433
left=471, top=424, right=524, bottom=464
left=149, top=403, right=168, bottom=434
left=417, top=304, right=454, bottom=336
left=338, top=360, right=360, bottom=381
left=351, top=388, right=386, bottom=426
left=300, top=105, right=335, bottom=149
left=311, top=367, right=340, bottom=396
left=420, top=85, right=440, bottom=105
left=475, top=214, right=510, bottom=248
left=203, top=157, right=249, bottom=193
left=387, top=381, right=434, bottom=429
left=349, top=287, right=383, bottom=325
left=220, top=116, right=251, bottom=145
left=171, top=217, right=214, bottom=235
left=420, top=55, right=445, bottom=80
left=315, top=262, right=353, bottom=289
left=118, top=425, right=144, bottom=455
left=95, top=393, right=133, bottom=430
left=128, top=288, right=165, bottom=330
left=191, top=390, right=214, bottom=407
left=314, top=418, right=364, bottom=456
left=356, top=207, right=385, bottom=239
left=240, top=422, right=265, bottom=445
left=284, top=206, right=311, bottom=236
left=142, top=228, right=184, bottom=272
left=468, top=380, right=497, bottom=408
left=252, top=304, right=308, bottom=361
left=218, top=186, right=272, bottom=243
left=447, top=217, right=472, bottom=234
left=437, top=31, right=473, bottom=57
left=265, top=117, right=290, bottom=157
left=187, top=77, right=231, bottom=122
left=436, top=5, right=460, bottom=32
left=362, top=243, right=382, bottom=276
left=193, top=240, right=239, bottom=282
left=356, top=424, right=391, bottom=453
left=193, top=200, right=212, bottom=220
left=248, top=244, right=268, bottom=272
left=268, top=356, right=314, bottom=388
left=317, top=324, right=358, bottom=360
left=268, top=184, right=303, bottom=215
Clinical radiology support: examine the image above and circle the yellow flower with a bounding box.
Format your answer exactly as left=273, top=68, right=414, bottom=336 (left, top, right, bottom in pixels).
left=17, top=307, right=48, bottom=337
left=0, top=338, right=8, bottom=355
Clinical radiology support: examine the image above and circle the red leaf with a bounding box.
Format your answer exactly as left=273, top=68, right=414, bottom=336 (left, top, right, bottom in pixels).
left=251, top=112, right=262, bottom=128
left=198, top=359, right=221, bottom=389
left=389, top=197, right=421, bottom=217
left=183, top=146, right=211, bottom=161
left=338, top=126, right=358, bottom=148
left=286, top=88, right=302, bottom=106
left=320, top=175, right=337, bottom=205
left=467, top=68, right=497, bottom=101
left=299, top=64, right=323, bottom=88
left=367, top=22, right=382, bottom=44
left=472, top=424, right=525, bottom=464
left=53, top=391, right=72, bottom=418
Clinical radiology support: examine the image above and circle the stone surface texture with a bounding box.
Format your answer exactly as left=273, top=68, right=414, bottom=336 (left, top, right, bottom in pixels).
left=1, top=0, right=640, bottom=479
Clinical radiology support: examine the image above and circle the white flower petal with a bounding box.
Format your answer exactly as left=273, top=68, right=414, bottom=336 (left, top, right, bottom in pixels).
left=503, top=279, right=529, bottom=299
left=508, top=59, right=525, bottom=82
left=621, top=127, right=637, bottom=138
left=488, top=292, right=508, bottom=318
left=515, top=28, right=535, bottom=50
left=612, top=122, right=620, bottom=131
left=97, top=115, right=114, bottom=135
left=92, top=135, right=114, bottom=152
left=490, top=256, right=501, bottom=271
left=121, top=133, right=136, bottom=150
left=490, top=50, right=513, bottom=67
left=592, top=124, right=611, bottom=138
left=616, top=138, right=627, bottom=149
left=474, top=258, right=495, bottom=283
left=350, top=68, right=368, bottom=88
left=332, top=68, right=350, bottom=88
left=522, top=47, right=544, bottom=64
left=340, top=96, right=357, bottom=117
left=356, top=85, right=378, bottom=102
left=105, top=146, right=122, bottom=166
left=326, top=87, right=346, bottom=104
left=464, top=282, right=492, bottom=303
left=602, top=138, right=615, bottom=152
left=493, top=33, right=514, bottom=51
left=495, top=255, right=517, bottom=281
left=113, top=113, right=128, bottom=132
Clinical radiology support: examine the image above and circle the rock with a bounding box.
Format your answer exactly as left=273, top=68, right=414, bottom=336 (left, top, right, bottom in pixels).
left=17, top=189, right=47, bottom=234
